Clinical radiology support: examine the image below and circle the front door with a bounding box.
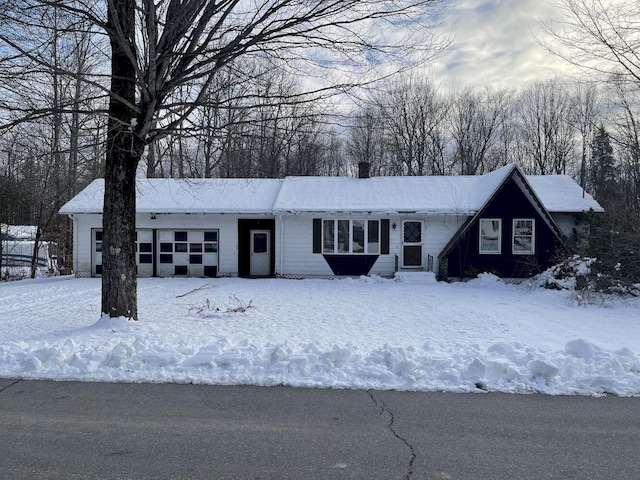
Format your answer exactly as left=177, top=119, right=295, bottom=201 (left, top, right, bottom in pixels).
left=250, top=230, right=271, bottom=276
left=402, top=220, right=423, bottom=268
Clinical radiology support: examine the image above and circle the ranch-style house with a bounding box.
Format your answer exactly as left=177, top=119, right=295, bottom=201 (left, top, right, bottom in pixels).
left=59, top=163, right=603, bottom=280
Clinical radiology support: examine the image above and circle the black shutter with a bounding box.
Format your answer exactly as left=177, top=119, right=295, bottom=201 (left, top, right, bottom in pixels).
left=381, top=219, right=390, bottom=254
left=313, top=218, right=322, bottom=253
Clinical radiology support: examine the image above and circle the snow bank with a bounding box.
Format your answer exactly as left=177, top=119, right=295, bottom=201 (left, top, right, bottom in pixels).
left=0, top=276, right=639, bottom=396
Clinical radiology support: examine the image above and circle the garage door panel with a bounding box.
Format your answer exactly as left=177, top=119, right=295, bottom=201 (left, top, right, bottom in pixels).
left=155, top=229, right=218, bottom=277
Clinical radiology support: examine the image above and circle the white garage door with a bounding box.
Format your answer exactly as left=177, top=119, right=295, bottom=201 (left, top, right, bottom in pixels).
left=157, top=229, right=218, bottom=277
left=91, top=228, right=155, bottom=277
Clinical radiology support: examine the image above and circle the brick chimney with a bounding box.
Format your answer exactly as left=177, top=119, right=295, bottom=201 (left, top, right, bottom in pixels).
left=358, top=161, right=370, bottom=179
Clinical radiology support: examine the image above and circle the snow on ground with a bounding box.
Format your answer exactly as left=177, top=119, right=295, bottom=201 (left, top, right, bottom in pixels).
left=0, top=274, right=639, bottom=396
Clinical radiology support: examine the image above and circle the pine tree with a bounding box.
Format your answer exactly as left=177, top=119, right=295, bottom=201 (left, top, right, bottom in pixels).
left=589, top=125, right=617, bottom=202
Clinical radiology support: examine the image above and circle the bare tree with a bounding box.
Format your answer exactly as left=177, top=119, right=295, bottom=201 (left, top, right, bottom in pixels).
left=517, top=79, right=575, bottom=175
left=2, top=0, right=445, bottom=317
left=0, top=2, right=105, bottom=277
left=542, top=0, right=640, bottom=87
left=609, top=79, right=640, bottom=213
left=570, top=82, right=601, bottom=190
left=374, top=75, right=449, bottom=175
left=346, top=106, right=389, bottom=176
left=541, top=1, right=640, bottom=284
left=449, top=87, right=513, bottom=175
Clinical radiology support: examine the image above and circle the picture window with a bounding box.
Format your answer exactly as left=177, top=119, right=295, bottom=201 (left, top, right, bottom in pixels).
left=321, top=219, right=383, bottom=254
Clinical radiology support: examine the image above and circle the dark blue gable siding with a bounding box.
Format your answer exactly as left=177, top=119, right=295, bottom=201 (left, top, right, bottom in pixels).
left=443, top=178, right=562, bottom=278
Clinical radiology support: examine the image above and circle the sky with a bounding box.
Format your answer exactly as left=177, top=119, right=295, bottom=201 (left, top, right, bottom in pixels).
left=431, top=0, right=574, bottom=90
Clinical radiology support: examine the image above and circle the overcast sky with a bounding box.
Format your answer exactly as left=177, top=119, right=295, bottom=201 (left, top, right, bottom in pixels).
left=431, top=0, right=574, bottom=91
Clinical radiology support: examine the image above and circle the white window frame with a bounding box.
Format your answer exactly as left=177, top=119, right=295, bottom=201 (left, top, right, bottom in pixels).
left=322, top=219, right=380, bottom=255
left=479, top=218, right=502, bottom=254
left=512, top=218, right=535, bottom=255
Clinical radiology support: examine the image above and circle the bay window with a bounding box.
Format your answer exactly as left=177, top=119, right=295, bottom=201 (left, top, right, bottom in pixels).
left=323, top=219, right=381, bottom=254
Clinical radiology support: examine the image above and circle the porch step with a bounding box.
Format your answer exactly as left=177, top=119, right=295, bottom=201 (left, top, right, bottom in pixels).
left=394, top=271, right=437, bottom=283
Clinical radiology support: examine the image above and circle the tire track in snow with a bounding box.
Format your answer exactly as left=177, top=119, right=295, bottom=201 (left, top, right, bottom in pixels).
left=1, top=279, right=102, bottom=340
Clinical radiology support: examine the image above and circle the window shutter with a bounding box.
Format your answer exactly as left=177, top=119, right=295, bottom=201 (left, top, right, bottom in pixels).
left=313, top=218, right=322, bottom=253
left=381, top=219, right=390, bottom=255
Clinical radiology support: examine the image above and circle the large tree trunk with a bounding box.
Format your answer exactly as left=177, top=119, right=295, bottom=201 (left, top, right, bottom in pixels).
left=102, top=0, right=141, bottom=319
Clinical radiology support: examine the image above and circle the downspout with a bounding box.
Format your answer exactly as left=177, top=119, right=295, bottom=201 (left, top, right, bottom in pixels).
left=278, top=213, right=284, bottom=277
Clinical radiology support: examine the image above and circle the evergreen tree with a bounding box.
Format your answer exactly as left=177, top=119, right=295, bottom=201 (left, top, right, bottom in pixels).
left=589, top=125, right=617, bottom=201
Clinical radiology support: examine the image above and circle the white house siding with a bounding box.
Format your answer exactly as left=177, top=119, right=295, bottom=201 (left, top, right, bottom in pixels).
left=277, top=215, right=333, bottom=277
left=423, top=213, right=468, bottom=274
left=384, top=214, right=468, bottom=275
left=73, top=214, right=102, bottom=276
left=551, top=213, right=590, bottom=253
left=137, top=213, right=239, bottom=277
left=71, top=213, right=277, bottom=277
left=551, top=213, right=581, bottom=238
left=278, top=214, right=401, bottom=278
left=276, top=213, right=467, bottom=278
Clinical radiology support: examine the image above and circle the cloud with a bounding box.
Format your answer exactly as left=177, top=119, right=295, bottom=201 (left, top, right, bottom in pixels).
left=431, top=0, right=576, bottom=90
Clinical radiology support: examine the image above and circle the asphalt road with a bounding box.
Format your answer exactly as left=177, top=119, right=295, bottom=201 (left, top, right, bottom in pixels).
left=0, top=378, right=638, bottom=479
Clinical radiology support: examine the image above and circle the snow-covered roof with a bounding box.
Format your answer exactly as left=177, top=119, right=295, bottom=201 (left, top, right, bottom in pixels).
left=527, top=175, right=603, bottom=213
left=60, top=178, right=284, bottom=214
left=59, top=164, right=603, bottom=216
left=1, top=224, right=38, bottom=240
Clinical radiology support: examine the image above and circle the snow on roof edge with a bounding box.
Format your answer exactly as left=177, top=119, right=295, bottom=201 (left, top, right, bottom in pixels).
left=59, top=169, right=603, bottom=215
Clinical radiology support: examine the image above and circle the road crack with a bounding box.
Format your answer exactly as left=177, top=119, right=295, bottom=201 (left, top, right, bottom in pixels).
left=368, top=390, right=416, bottom=480
left=0, top=379, right=21, bottom=395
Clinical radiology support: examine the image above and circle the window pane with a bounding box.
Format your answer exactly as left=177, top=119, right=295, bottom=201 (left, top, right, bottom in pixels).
left=253, top=233, right=268, bottom=254
left=204, top=231, right=217, bottom=242
left=480, top=219, right=501, bottom=254
left=139, top=254, right=153, bottom=264
left=160, top=243, right=173, bottom=253
left=481, top=220, right=500, bottom=236
left=352, top=220, right=364, bottom=253
left=204, top=243, right=217, bottom=253
left=323, top=220, right=334, bottom=253
left=95, top=242, right=102, bottom=253
left=139, top=243, right=152, bottom=253
left=174, top=231, right=188, bottom=241
left=513, top=236, right=532, bottom=253
left=367, top=220, right=379, bottom=254
left=190, top=243, right=203, bottom=253
left=337, top=220, right=350, bottom=253
left=403, top=245, right=422, bottom=266
left=481, top=237, right=499, bottom=252
left=514, top=220, right=532, bottom=236
left=175, top=243, right=188, bottom=253
left=404, top=222, right=421, bottom=243
left=513, top=219, right=534, bottom=254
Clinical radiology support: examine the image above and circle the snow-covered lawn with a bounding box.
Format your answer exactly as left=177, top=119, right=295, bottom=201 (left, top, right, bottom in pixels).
left=1, top=273, right=639, bottom=396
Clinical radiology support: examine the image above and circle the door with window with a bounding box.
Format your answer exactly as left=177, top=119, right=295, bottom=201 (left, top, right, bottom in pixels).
left=402, top=221, right=423, bottom=268
left=250, top=230, right=271, bottom=276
